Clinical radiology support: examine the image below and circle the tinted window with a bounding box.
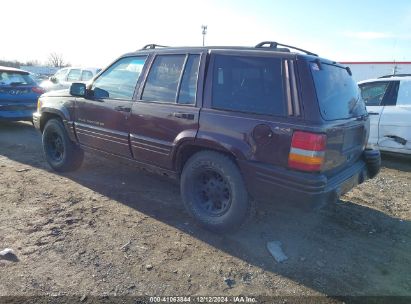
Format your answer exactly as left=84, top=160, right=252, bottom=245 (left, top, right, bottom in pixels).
left=359, top=82, right=389, bottom=106
left=211, top=55, right=285, bottom=116
left=396, top=80, right=411, bottom=105
left=142, top=55, right=185, bottom=102
left=178, top=55, right=200, bottom=105
left=0, top=71, right=36, bottom=86
left=81, top=70, right=94, bottom=81
left=67, top=69, right=81, bottom=82
left=92, top=56, right=146, bottom=100
left=312, top=62, right=366, bottom=120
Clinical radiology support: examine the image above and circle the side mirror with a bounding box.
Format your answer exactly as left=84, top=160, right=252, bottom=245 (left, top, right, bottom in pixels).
left=50, top=76, right=58, bottom=83
left=70, top=83, right=86, bottom=97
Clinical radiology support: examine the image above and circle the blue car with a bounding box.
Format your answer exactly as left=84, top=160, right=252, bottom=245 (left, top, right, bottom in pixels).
left=0, top=66, right=45, bottom=121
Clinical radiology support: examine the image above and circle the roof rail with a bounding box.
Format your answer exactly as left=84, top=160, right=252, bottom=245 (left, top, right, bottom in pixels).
left=140, top=44, right=169, bottom=50
left=378, top=74, right=411, bottom=78
left=255, top=41, right=318, bottom=57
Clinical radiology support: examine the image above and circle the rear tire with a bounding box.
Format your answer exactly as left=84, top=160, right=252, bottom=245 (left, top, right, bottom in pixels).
left=42, top=118, right=84, bottom=172
left=180, top=151, right=250, bottom=233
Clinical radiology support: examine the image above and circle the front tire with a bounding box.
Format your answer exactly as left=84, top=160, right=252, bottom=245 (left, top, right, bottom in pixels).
left=181, top=151, right=250, bottom=233
left=42, top=118, right=84, bottom=172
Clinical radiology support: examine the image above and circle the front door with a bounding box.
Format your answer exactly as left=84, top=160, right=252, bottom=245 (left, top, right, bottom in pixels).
left=129, top=53, right=203, bottom=169
left=378, top=80, right=411, bottom=152
left=74, top=56, right=147, bottom=157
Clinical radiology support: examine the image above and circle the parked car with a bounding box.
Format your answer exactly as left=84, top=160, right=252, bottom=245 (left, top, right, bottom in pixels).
left=29, top=72, right=48, bottom=85
left=40, top=67, right=101, bottom=91
left=0, top=66, right=45, bottom=121
left=359, top=75, right=411, bottom=155
left=33, top=42, right=381, bottom=232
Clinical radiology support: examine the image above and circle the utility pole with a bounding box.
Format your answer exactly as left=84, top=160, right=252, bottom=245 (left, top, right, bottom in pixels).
left=201, top=25, right=208, bottom=46
left=392, top=61, right=398, bottom=75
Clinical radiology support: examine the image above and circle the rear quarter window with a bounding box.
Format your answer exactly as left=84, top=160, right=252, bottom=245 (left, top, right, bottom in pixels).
left=211, top=55, right=285, bottom=116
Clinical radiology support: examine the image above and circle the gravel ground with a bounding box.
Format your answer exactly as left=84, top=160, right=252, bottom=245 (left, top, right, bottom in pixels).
left=0, top=121, right=410, bottom=303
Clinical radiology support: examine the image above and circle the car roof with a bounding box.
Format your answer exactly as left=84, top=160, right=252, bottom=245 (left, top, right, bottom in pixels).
left=125, top=46, right=310, bottom=55
left=358, top=76, right=411, bottom=84
left=120, top=44, right=327, bottom=62
left=0, top=66, right=29, bottom=74
left=60, top=67, right=100, bottom=72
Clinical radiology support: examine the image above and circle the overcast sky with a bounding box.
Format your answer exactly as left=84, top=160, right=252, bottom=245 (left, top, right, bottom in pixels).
left=2, top=0, right=411, bottom=68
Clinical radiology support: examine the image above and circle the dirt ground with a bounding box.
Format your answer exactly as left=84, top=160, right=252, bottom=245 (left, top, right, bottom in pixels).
left=0, top=121, right=410, bottom=302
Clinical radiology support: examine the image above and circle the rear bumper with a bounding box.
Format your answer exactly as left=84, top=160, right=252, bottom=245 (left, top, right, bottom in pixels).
left=0, top=110, right=36, bottom=121
left=0, top=102, right=36, bottom=121
left=239, top=150, right=380, bottom=208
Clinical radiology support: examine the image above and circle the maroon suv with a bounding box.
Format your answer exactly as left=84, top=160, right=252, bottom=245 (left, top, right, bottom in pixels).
left=33, top=42, right=381, bottom=232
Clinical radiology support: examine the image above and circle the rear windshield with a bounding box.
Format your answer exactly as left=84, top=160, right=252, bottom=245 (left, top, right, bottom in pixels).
left=311, top=62, right=366, bottom=120
left=0, top=71, right=36, bottom=86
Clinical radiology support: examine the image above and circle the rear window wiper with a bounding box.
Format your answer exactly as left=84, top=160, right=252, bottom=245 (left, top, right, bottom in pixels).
left=10, top=82, right=25, bottom=85
left=349, top=96, right=361, bottom=114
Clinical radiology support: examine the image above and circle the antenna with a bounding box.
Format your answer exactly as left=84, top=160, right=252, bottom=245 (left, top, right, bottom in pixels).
left=201, top=25, right=208, bottom=46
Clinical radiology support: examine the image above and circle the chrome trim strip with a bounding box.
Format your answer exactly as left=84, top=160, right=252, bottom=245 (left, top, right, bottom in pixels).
left=131, top=144, right=170, bottom=156
left=289, top=60, right=301, bottom=116
left=75, top=122, right=129, bottom=138
left=76, top=131, right=129, bottom=146
left=130, top=133, right=172, bottom=148
left=284, top=60, right=293, bottom=116
left=130, top=139, right=171, bottom=152
left=75, top=127, right=129, bottom=143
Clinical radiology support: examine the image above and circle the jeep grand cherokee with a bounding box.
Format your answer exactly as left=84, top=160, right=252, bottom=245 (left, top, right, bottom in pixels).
left=33, top=41, right=381, bottom=232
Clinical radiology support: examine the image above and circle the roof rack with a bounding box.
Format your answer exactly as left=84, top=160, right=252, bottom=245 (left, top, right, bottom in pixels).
left=255, top=41, right=318, bottom=57
left=378, top=74, right=411, bottom=78
left=140, top=44, right=169, bottom=50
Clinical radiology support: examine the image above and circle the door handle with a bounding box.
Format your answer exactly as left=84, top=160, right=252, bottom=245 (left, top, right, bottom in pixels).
left=368, top=112, right=379, bottom=115
left=114, top=106, right=131, bottom=112
left=172, top=112, right=195, bottom=120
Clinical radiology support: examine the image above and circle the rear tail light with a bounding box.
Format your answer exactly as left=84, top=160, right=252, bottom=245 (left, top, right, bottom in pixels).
left=288, top=131, right=327, bottom=172
left=32, top=87, right=45, bottom=94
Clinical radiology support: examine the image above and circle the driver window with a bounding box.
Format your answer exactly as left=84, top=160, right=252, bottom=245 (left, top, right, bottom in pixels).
left=67, top=69, right=81, bottom=82
left=54, top=68, right=68, bottom=82
left=92, top=56, right=147, bottom=100
left=396, top=81, right=411, bottom=106
left=360, top=82, right=389, bottom=106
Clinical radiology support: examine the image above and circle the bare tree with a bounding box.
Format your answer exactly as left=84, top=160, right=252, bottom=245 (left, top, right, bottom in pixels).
left=48, top=52, right=66, bottom=68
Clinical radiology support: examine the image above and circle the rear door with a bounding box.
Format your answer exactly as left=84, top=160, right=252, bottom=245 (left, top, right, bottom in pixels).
left=199, top=51, right=293, bottom=168
left=378, top=80, right=411, bottom=153
left=359, top=81, right=392, bottom=147
left=129, top=53, right=203, bottom=169
left=74, top=56, right=147, bottom=157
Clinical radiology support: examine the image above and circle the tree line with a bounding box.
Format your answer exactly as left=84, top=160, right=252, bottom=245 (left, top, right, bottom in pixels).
left=1, top=53, right=70, bottom=68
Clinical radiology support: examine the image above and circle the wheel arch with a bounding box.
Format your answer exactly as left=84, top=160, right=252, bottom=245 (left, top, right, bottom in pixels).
left=40, top=109, right=77, bottom=142
left=174, top=139, right=243, bottom=176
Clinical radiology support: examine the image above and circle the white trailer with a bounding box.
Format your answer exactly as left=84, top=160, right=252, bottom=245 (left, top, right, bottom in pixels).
left=340, top=62, right=411, bottom=82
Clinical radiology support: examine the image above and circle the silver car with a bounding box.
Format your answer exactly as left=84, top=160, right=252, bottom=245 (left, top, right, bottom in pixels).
left=40, top=67, right=101, bottom=91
